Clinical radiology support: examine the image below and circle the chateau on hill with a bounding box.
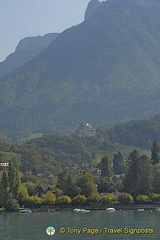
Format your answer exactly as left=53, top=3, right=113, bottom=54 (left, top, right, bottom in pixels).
left=75, top=123, right=96, bottom=138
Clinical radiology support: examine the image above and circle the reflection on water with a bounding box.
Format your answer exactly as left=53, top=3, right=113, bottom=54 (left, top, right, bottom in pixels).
left=0, top=210, right=159, bottom=240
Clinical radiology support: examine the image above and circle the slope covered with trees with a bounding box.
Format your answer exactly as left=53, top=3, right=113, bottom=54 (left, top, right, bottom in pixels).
left=1, top=0, right=160, bottom=139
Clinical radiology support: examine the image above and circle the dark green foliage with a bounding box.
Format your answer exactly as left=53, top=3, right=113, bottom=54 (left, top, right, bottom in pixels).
left=56, top=171, right=68, bottom=193
left=76, top=172, right=97, bottom=197
left=8, top=163, right=21, bottom=198
left=113, top=152, right=125, bottom=175
left=151, top=139, right=160, bottom=164
left=134, top=155, right=153, bottom=196
left=1, top=1, right=160, bottom=140
left=100, top=156, right=111, bottom=178
left=152, top=164, right=160, bottom=193
left=64, top=174, right=81, bottom=198
left=97, top=177, right=116, bottom=193
left=86, top=194, right=100, bottom=204
left=124, top=150, right=140, bottom=195
left=118, top=193, right=133, bottom=205
left=124, top=150, right=153, bottom=196
left=97, top=115, right=160, bottom=148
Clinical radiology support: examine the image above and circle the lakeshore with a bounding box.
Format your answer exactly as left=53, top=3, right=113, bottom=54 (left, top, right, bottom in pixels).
left=18, top=203, right=160, bottom=212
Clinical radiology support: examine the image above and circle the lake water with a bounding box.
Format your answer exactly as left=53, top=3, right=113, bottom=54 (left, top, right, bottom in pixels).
left=0, top=210, right=159, bottom=240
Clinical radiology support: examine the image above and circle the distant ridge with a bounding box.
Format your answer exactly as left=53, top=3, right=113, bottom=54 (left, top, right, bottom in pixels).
left=0, top=0, right=160, bottom=140
left=0, top=33, right=59, bottom=78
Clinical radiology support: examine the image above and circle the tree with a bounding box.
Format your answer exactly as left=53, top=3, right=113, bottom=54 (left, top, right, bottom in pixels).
left=152, top=164, right=160, bottom=193
left=136, top=195, right=149, bottom=204
left=56, top=170, right=68, bottom=193
left=86, top=194, right=100, bottom=205
left=124, top=150, right=140, bottom=195
left=151, top=139, right=160, bottom=165
left=149, top=194, right=160, bottom=204
left=17, top=184, right=29, bottom=205
left=113, top=152, right=125, bottom=175
left=100, top=194, right=116, bottom=206
left=26, top=196, right=43, bottom=208
left=118, top=193, right=133, bottom=205
left=72, top=195, right=86, bottom=208
left=64, top=174, right=81, bottom=198
left=55, top=195, right=72, bottom=205
left=97, top=177, right=116, bottom=193
left=101, top=156, right=111, bottom=178
left=0, top=182, right=3, bottom=206
left=4, top=194, right=19, bottom=211
left=76, top=172, right=97, bottom=197
left=8, top=163, right=21, bottom=199
left=134, top=155, right=153, bottom=196
left=42, top=191, right=56, bottom=204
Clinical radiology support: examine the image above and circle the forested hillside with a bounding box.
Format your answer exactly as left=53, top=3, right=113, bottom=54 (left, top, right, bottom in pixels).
left=1, top=0, right=160, bottom=140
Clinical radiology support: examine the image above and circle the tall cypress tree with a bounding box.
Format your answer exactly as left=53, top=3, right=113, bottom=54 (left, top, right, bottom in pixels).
left=124, top=149, right=140, bottom=195
left=101, top=156, right=111, bottom=178
left=113, top=152, right=125, bottom=175
left=8, top=163, right=21, bottom=198
left=1, top=171, right=9, bottom=205
left=151, top=139, right=160, bottom=165
left=134, top=155, right=153, bottom=196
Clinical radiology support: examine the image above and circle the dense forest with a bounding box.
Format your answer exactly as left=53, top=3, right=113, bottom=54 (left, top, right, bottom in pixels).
left=1, top=0, right=160, bottom=140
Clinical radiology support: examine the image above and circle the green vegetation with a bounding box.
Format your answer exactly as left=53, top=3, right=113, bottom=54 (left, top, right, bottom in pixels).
left=1, top=1, right=160, bottom=140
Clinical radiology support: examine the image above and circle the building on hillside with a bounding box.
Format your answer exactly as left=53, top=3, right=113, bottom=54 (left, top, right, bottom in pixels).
left=0, top=170, right=24, bottom=179
left=75, top=123, right=96, bottom=137
left=32, top=183, right=54, bottom=198
left=0, top=162, right=9, bottom=167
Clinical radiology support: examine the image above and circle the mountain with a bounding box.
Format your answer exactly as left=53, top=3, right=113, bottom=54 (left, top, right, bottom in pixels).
left=0, top=33, right=59, bottom=78
left=1, top=0, right=160, bottom=140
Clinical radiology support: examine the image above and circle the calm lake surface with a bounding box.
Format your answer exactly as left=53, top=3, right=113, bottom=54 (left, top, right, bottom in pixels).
left=0, top=210, right=159, bottom=240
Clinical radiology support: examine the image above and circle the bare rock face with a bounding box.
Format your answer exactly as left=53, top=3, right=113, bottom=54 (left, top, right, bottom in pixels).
left=84, top=0, right=101, bottom=21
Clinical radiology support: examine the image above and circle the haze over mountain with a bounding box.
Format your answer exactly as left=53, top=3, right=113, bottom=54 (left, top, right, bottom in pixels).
left=0, top=33, right=59, bottom=78
left=1, top=0, right=160, bottom=140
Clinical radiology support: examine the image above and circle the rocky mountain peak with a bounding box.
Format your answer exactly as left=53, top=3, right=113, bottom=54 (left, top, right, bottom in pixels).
left=84, top=0, right=102, bottom=21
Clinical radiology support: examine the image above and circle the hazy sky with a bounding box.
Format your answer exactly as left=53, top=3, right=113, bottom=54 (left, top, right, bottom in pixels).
left=0, top=0, right=92, bottom=62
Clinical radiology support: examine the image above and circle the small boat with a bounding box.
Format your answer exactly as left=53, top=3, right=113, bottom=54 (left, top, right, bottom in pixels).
left=73, top=209, right=90, bottom=213
left=138, top=209, right=144, bottom=211
left=155, top=208, right=160, bottom=212
left=19, top=209, right=32, bottom=213
left=106, top=208, right=116, bottom=212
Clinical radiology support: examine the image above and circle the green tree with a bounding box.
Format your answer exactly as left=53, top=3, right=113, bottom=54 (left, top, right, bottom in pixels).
left=56, top=170, right=68, bottom=193
left=97, top=177, right=116, bottom=193
left=72, top=195, right=86, bottom=208
left=26, top=196, right=43, bottom=208
left=136, top=195, right=149, bottom=204
left=64, top=174, right=81, bottom=198
left=134, top=155, right=153, bottom=196
left=100, top=193, right=116, bottom=206
left=42, top=191, right=56, bottom=204
left=17, top=184, right=29, bottom=205
left=124, top=150, right=140, bottom=195
left=151, top=139, right=160, bottom=165
left=8, top=163, right=21, bottom=198
left=149, top=194, right=160, bottom=204
left=4, top=194, right=19, bottom=211
left=101, top=156, right=111, bottom=178
left=113, top=152, right=125, bottom=175
left=76, top=172, right=97, bottom=197
left=118, top=193, right=133, bottom=205
left=55, top=195, right=72, bottom=205
left=152, top=164, right=160, bottom=193
left=0, top=182, right=3, bottom=206
left=86, top=194, right=100, bottom=205
left=1, top=171, right=9, bottom=207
